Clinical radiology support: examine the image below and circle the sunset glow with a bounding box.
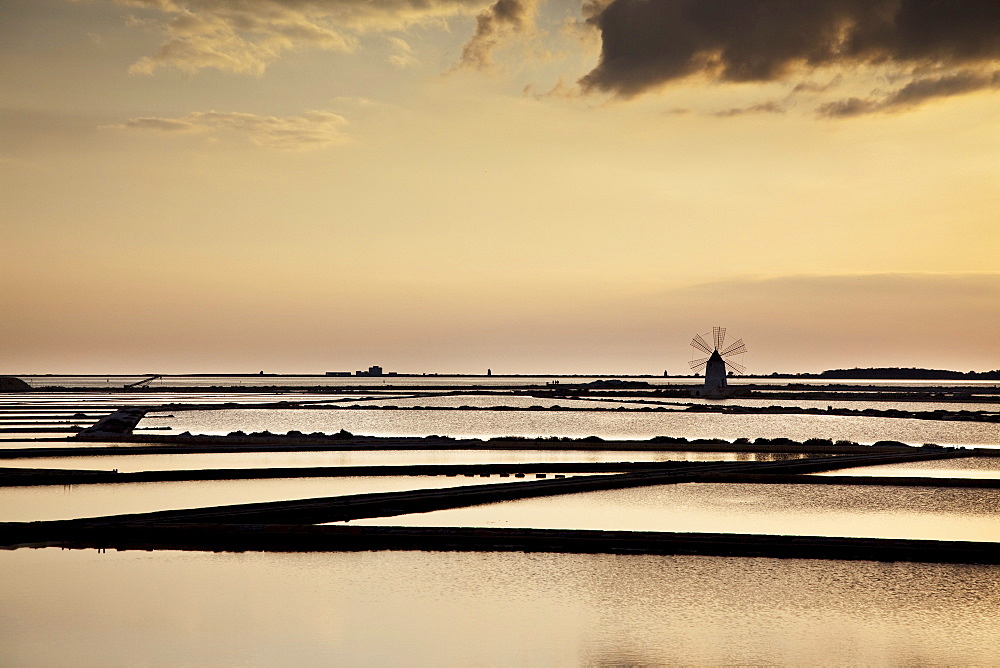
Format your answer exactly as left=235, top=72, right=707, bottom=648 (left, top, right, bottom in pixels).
left=3, top=0, right=998, bottom=374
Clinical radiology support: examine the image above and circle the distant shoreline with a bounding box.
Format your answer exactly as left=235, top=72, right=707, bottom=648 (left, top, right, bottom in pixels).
left=9, top=368, right=1000, bottom=381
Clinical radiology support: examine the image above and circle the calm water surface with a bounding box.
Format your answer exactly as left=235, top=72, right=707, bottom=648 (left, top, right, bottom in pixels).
left=0, top=440, right=165, bottom=450
left=650, top=397, right=1000, bottom=412
left=815, top=456, right=1000, bottom=479
left=0, top=449, right=783, bottom=472
left=147, top=408, right=1000, bottom=446
left=1, top=548, right=998, bottom=666
left=348, top=394, right=647, bottom=409
left=345, top=483, right=1000, bottom=542
left=0, top=476, right=532, bottom=522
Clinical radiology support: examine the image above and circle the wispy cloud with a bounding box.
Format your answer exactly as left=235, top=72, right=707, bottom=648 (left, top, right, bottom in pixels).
left=818, top=70, right=1000, bottom=117
left=387, top=36, right=418, bottom=68
left=713, top=101, right=785, bottom=118
left=79, top=0, right=492, bottom=75
left=107, top=110, right=350, bottom=150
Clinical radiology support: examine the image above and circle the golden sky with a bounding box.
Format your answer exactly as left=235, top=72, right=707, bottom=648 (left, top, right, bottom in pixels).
left=2, top=0, right=998, bottom=374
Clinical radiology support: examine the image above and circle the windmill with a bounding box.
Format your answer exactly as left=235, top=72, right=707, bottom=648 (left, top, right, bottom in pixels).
left=689, top=326, right=748, bottom=390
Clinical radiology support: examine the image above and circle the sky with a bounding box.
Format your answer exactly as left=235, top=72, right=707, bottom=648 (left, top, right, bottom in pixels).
left=2, top=0, right=998, bottom=375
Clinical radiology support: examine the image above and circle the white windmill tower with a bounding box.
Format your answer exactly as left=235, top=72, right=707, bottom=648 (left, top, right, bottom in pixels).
left=689, top=326, right=748, bottom=391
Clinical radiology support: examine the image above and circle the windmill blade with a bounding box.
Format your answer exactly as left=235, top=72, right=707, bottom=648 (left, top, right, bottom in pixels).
left=713, top=326, right=726, bottom=351
left=688, top=356, right=710, bottom=371
left=726, top=359, right=747, bottom=375
left=690, top=334, right=713, bottom=355
left=720, top=339, right=747, bottom=357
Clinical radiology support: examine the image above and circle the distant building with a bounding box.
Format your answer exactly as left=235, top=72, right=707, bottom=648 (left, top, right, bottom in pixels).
left=355, top=365, right=385, bottom=377
left=325, top=371, right=351, bottom=377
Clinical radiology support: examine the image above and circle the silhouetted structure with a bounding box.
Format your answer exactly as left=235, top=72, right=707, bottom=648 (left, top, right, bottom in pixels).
left=705, top=350, right=728, bottom=390
left=689, top=326, right=748, bottom=397
left=356, top=365, right=394, bottom=377
left=125, top=375, right=161, bottom=389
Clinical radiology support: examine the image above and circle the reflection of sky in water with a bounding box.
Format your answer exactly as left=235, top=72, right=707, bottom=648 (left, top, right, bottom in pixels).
left=146, top=408, right=1000, bottom=446
left=0, top=449, right=791, bottom=472
left=0, top=433, right=80, bottom=442
left=360, top=394, right=1000, bottom=412
left=0, top=392, right=360, bottom=406
left=3, top=549, right=999, bottom=666
left=0, top=476, right=533, bottom=522
left=352, top=394, right=646, bottom=409
left=621, top=397, right=1000, bottom=412
left=0, top=440, right=163, bottom=450
left=345, top=482, right=1000, bottom=542
left=814, top=456, right=1000, bottom=479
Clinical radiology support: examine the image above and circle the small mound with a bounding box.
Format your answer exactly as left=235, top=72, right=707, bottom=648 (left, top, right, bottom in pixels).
left=0, top=376, right=32, bottom=392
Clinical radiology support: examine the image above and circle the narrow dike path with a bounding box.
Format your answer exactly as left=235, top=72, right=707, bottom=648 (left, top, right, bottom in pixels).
left=6, top=449, right=996, bottom=565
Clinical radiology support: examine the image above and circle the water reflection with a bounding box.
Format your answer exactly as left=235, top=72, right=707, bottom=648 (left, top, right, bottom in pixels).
left=0, top=440, right=156, bottom=450
left=815, top=456, right=1000, bottom=479
left=1, top=549, right=998, bottom=666
left=360, top=393, right=1000, bottom=413
left=346, top=483, right=1000, bottom=542
left=0, top=449, right=764, bottom=472
left=148, top=408, right=1000, bottom=446
left=0, top=476, right=530, bottom=522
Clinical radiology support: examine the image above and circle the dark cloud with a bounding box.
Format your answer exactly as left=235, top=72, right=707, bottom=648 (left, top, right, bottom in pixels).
left=818, top=70, right=1000, bottom=116
left=458, top=0, right=537, bottom=69
left=580, top=0, right=1000, bottom=98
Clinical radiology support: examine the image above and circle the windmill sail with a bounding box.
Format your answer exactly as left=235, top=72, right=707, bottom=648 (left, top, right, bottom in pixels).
left=713, top=327, right=726, bottom=351
left=720, top=339, right=747, bottom=357
left=689, top=326, right=749, bottom=391
left=690, top=334, right=713, bottom=355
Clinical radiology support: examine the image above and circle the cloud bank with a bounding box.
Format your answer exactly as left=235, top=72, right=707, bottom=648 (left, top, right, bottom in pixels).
left=109, top=110, right=349, bottom=150
left=81, top=0, right=1000, bottom=116
left=580, top=0, right=1000, bottom=113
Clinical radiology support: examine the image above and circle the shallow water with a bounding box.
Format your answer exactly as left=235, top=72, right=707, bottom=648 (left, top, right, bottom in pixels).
left=814, top=456, right=1000, bottom=479
left=147, top=408, right=1000, bottom=446
left=357, top=393, right=1000, bottom=412
left=0, top=433, right=79, bottom=442
left=0, top=476, right=531, bottom=523
left=643, top=397, right=1000, bottom=412
left=1, top=548, right=998, bottom=666
left=0, top=440, right=161, bottom=450
left=344, top=482, right=1000, bottom=542
left=0, top=392, right=356, bottom=407
left=351, top=394, right=647, bottom=409
left=0, top=449, right=784, bottom=472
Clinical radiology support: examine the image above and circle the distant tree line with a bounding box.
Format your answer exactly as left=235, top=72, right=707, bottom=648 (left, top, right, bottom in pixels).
left=815, top=367, right=1000, bottom=380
